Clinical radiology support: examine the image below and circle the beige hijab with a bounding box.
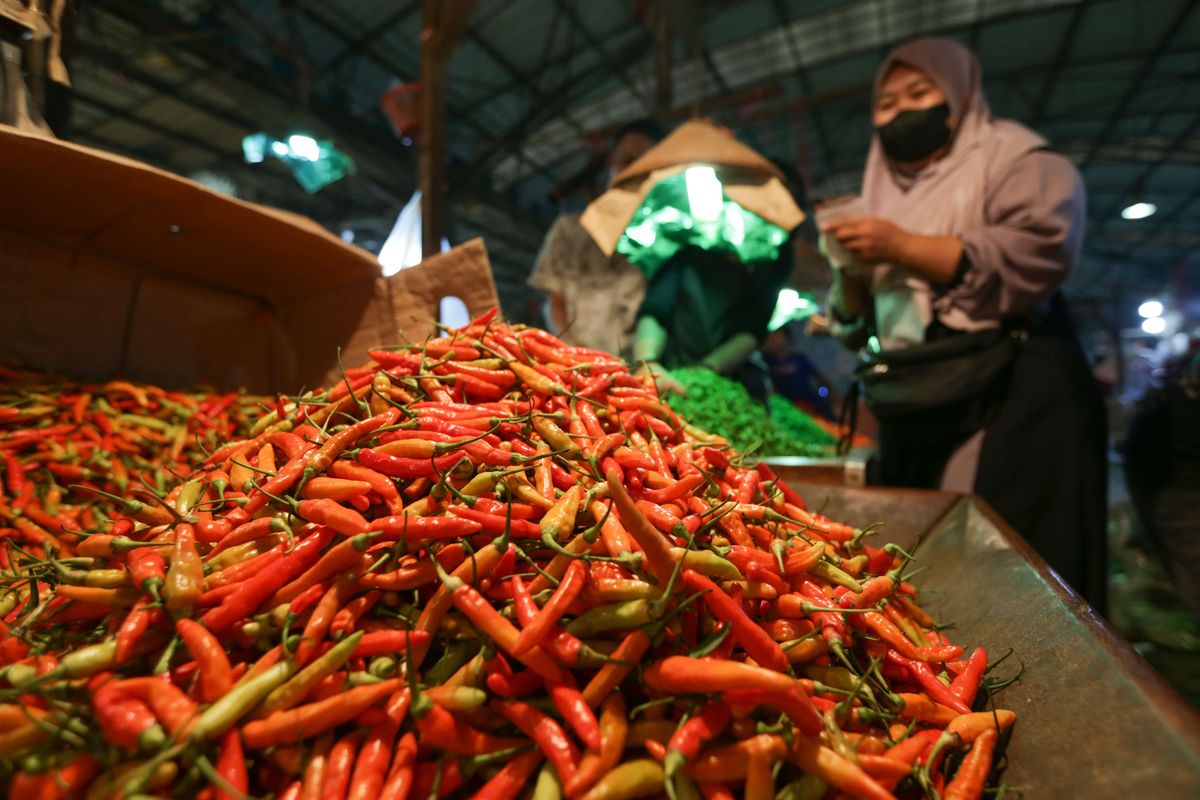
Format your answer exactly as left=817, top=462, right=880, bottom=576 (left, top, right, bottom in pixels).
left=862, top=38, right=1047, bottom=349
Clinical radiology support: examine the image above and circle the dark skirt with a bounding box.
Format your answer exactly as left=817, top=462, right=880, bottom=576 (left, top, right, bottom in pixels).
left=876, top=319, right=1109, bottom=613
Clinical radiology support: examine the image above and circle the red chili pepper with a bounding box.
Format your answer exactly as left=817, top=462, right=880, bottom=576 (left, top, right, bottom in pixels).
left=271, top=532, right=376, bottom=608
left=470, top=748, right=542, bottom=799
left=329, top=590, right=379, bottom=638
left=302, top=476, right=373, bottom=502
left=606, top=467, right=676, bottom=587
left=449, top=581, right=567, bottom=685
left=287, top=582, right=328, bottom=617
left=206, top=545, right=286, bottom=589
left=546, top=679, right=602, bottom=751
left=346, top=713, right=402, bottom=800
left=328, top=460, right=404, bottom=514
left=664, top=701, right=731, bottom=779
left=3, top=453, right=26, bottom=496
left=379, top=732, right=418, bottom=800
left=838, top=575, right=896, bottom=609
left=201, top=526, right=334, bottom=634
left=92, top=679, right=164, bottom=749
left=494, top=698, right=581, bottom=786
left=297, top=498, right=369, bottom=536
left=795, top=583, right=849, bottom=648
left=357, top=448, right=465, bottom=479
left=885, top=649, right=971, bottom=714
left=116, top=675, right=199, bottom=737
left=320, top=731, right=360, bottom=800
left=640, top=472, right=704, bottom=505
left=214, top=728, right=249, bottom=800
left=682, top=569, right=788, bottom=673
left=176, top=618, right=234, bottom=703
left=351, top=630, right=430, bottom=658
left=486, top=668, right=543, bottom=698
left=883, top=728, right=939, bottom=767
left=645, top=656, right=798, bottom=696
left=294, top=410, right=397, bottom=498
left=852, top=611, right=963, bottom=662
left=371, top=512, right=486, bottom=541
left=510, top=574, right=586, bottom=666
left=111, top=597, right=157, bottom=665
left=414, top=702, right=526, bottom=755
left=944, top=727, right=998, bottom=800
left=513, top=559, right=586, bottom=655
left=721, top=686, right=823, bottom=736
left=950, top=647, right=988, bottom=707
left=243, top=679, right=403, bottom=748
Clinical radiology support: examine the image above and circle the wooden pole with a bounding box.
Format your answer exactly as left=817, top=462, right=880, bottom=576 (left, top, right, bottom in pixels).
left=653, top=11, right=672, bottom=114
left=419, top=0, right=447, bottom=259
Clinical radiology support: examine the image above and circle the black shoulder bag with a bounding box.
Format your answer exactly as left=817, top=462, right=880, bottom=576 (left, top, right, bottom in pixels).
left=854, top=326, right=1025, bottom=419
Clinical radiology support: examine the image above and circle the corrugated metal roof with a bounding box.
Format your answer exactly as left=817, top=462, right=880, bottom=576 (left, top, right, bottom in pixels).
left=55, top=0, right=1200, bottom=319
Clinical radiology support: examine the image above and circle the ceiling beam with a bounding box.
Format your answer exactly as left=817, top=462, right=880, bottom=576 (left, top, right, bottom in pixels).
left=1077, top=0, right=1198, bottom=168
left=292, top=1, right=562, bottom=188
left=553, top=0, right=653, bottom=112
left=699, top=45, right=730, bottom=96
left=317, top=0, right=422, bottom=74
left=462, top=26, right=587, bottom=139
left=86, top=0, right=549, bottom=255
left=771, top=0, right=836, bottom=180
left=1029, top=3, right=1088, bottom=127
left=451, top=28, right=657, bottom=190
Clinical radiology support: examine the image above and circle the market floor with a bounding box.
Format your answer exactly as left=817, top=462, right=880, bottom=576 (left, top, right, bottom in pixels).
left=1107, top=461, right=1200, bottom=707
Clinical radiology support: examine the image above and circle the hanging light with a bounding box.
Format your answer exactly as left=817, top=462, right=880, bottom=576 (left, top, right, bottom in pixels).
left=1137, top=300, right=1163, bottom=319
left=1141, top=317, right=1167, bottom=335
left=1121, top=202, right=1157, bottom=220
left=685, top=166, right=723, bottom=223
left=286, top=135, right=321, bottom=162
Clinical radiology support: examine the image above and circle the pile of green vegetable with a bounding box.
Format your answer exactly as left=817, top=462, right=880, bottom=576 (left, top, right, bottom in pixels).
left=666, top=368, right=837, bottom=457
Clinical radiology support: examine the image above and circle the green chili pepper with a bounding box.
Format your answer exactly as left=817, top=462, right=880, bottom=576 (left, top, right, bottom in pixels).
left=258, top=631, right=363, bottom=716
left=189, top=660, right=293, bottom=740
left=564, top=598, right=657, bottom=637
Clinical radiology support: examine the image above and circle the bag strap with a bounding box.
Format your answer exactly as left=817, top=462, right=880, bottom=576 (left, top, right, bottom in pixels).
left=836, top=378, right=860, bottom=456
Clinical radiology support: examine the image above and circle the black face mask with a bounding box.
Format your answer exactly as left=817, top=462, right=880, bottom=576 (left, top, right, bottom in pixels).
left=876, top=103, right=952, bottom=163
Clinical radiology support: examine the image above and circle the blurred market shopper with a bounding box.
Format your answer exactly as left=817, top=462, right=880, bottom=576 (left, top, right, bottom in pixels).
left=825, top=37, right=1107, bottom=609
left=528, top=119, right=666, bottom=359
left=1123, top=350, right=1200, bottom=624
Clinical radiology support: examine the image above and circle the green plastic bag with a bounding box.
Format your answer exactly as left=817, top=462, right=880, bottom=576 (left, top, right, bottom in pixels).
left=616, top=166, right=791, bottom=279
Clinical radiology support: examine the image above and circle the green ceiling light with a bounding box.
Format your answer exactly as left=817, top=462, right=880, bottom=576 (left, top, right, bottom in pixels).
left=242, top=132, right=354, bottom=193
left=615, top=165, right=791, bottom=279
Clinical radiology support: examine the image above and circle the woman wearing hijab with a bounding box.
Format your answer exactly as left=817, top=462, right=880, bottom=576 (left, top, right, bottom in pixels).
left=825, top=38, right=1108, bottom=610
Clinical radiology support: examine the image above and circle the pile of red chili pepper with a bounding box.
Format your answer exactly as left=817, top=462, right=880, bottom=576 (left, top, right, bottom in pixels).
left=0, top=310, right=1017, bottom=799
left=0, top=367, right=260, bottom=559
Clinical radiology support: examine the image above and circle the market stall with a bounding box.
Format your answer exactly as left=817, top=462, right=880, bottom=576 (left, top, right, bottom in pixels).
left=3, top=127, right=1199, bottom=800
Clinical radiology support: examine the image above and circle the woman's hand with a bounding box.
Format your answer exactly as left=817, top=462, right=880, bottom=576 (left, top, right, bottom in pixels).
left=827, top=217, right=964, bottom=285
left=823, top=217, right=912, bottom=264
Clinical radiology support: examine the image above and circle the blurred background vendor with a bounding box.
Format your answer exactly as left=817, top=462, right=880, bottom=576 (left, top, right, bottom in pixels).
left=632, top=152, right=806, bottom=399
left=528, top=119, right=666, bottom=360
